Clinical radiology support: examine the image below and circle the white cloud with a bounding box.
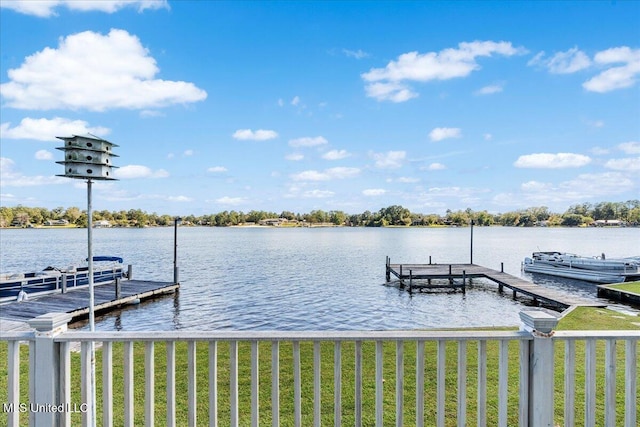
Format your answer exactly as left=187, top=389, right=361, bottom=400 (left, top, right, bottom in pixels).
left=232, top=129, right=278, bottom=141
left=183, top=149, right=194, bottom=156
left=426, top=186, right=490, bottom=198
left=362, top=40, right=525, bottom=102
left=429, top=127, right=462, bottom=141
left=583, top=47, right=640, bottom=93
left=140, top=110, right=165, bottom=118
left=475, top=84, right=503, bottom=95
left=521, top=180, right=553, bottom=192
left=363, top=189, right=386, bottom=196
left=322, top=149, right=350, bottom=160
left=114, top=165, right=169, bottom=179
left=285, top=153, right=304, bottom=161
left=371, top=151, right=406, bottom=169
left=0, top=29, right=206, bottom=111
left=514, top=153, right=592, bottom=169
left=528, top=47, right=591, bottom=74
left=0, top=117, right=110, bottom=141
left=343, top=49, right=370, bottom=59
left=604, top=157, right=640, bottom=171
left=166, top=195, right=192, bottom=202
left=291, top=167, right=360, bottom=181
left=397, top=177, right=420, bottom=183
left=618, top=141, right=640, bottom=154
left=364, top=82, right=417, bottom=103
left=215, top=196, right=245, bottom=206
left=0, top=0, right=169, bottom=17
left=289, top=136, right=328, bottom=147
left=291, top=96, right=300, bottom=106
left=207, top=166, right=228, bottom=173
left=303, top=189, right=335, bottom=198
left=562, top=172, right=635, bottom=196
left=483, top=133, right=493, bottom=141
left=515, top=172, right=636, bottom=205
left=35, top=150, right=53, bottom=160
left=0, top=157, right=67, bottom=186
left=427, top=163, right=447, bottom=171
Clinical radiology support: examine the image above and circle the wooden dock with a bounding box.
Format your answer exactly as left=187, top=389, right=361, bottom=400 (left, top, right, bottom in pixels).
left=386, top=258, right=604, bottom=310
left=0, top=279, right=178, bottom=326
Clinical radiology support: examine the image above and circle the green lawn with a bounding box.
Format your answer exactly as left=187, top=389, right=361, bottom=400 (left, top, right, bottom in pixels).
left=1, top=307, right=638, bottom=426
left=605, top=281, right=640, bottom=294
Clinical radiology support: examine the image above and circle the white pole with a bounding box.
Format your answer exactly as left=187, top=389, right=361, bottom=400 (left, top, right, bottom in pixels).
left=88, top=178, right=95, bottom=330
left=87, top=178, right=96, bottom=427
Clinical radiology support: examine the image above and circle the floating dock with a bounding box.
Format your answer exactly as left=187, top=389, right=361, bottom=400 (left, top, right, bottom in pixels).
left=0, top=279, right=178, bottom=327
left=386, top=257, right=604, bottom=310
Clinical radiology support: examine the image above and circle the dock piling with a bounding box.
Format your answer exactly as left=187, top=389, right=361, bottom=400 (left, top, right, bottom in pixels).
left=462, top=270, right=466, bottom=294
left=115, top=277, right=121, bottom=299
left=385, top=256, right=390, bottom=282
left=409, top=270, right=413, bottom=293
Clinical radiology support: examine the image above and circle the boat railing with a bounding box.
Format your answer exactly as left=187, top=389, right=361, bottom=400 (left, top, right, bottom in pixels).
left=2, top=310, right=638, bottom=426
left=0, top=265, right=125, bottom=303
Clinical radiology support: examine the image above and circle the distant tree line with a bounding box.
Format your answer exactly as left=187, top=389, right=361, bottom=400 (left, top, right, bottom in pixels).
left=1, top=200, right=639, bottom=228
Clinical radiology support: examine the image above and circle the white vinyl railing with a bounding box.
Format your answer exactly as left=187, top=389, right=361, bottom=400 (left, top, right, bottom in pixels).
left=1, top=310, right=638, bottom=427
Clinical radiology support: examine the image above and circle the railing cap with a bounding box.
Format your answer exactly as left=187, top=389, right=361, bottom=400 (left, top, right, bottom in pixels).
left=28, top=312, right=72, bottom=332
left=519, top=310, right=559, bottom=334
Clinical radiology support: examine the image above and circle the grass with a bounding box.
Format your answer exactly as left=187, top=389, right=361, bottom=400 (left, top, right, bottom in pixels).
left=558, top=305, right=640, bottom=329
left=605, top=281, right=640, bottom=294
left=1, top=307, right=638, bottom=426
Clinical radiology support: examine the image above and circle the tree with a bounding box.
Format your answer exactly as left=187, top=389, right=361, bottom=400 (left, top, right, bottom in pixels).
left=307, top=210, right=328, bottom=224
left=280, top=211, right=296, bottom=220
left=561, top=213, right=584, bottom=227
left=378, top=205, right=411, bottom=226
left=475, top=210, right=494, bottom=226
left=0, top=207, right=15, bottom=227
left=329, top=210, right=346, bottom=225
left=63, top=207, right=82, bottom=224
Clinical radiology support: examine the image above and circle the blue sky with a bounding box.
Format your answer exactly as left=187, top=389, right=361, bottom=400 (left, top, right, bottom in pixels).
left=1, top=1, right=639, bottom=216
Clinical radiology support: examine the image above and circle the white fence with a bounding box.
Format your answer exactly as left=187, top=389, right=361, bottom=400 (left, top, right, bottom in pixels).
left=1, top=310, right=638, bottom=427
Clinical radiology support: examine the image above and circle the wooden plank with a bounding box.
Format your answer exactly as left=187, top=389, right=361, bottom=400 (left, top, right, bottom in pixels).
left=0, top=280, right=178, bottom=324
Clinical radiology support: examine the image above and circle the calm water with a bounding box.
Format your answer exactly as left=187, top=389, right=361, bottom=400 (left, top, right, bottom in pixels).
left=1, top=227, right=639, bottom=331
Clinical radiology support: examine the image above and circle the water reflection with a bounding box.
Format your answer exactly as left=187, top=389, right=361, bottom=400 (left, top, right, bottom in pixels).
left=172, top=291, right=181, bottom=330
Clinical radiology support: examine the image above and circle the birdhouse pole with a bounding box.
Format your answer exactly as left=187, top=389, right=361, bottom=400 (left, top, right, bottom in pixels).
left=56, top=134, right=118, bottom=427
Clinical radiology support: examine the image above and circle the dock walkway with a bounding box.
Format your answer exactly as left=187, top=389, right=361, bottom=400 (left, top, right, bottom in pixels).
left=0, top=279, right=178, bottom=327
left=386, top=260, right=603, bottom=310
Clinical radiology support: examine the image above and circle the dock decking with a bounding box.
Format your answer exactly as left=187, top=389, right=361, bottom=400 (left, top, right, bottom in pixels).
left=386, top=259, right=603, bottom=310
left=0, top=279, right=178, bottom=326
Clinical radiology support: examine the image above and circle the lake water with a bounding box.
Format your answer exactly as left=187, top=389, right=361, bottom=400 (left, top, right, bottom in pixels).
left=1, top=226, right=639, bottom=331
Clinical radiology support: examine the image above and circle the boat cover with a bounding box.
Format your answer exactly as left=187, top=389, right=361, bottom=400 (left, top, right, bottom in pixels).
left=87, top=256, right=124, bottom=263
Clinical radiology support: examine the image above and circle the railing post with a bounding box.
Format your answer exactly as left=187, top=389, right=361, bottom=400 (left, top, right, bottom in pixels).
left=519, top=310, right=559, bottom=427
left=27, top=312, right=72, bottom=427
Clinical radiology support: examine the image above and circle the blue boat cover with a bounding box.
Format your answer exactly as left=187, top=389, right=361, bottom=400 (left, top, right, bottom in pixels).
left=87, top=256, right=123, bottom=263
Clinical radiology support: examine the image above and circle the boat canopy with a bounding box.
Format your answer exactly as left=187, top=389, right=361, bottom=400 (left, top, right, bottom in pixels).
left=88, top=256, right=123, bottom=263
